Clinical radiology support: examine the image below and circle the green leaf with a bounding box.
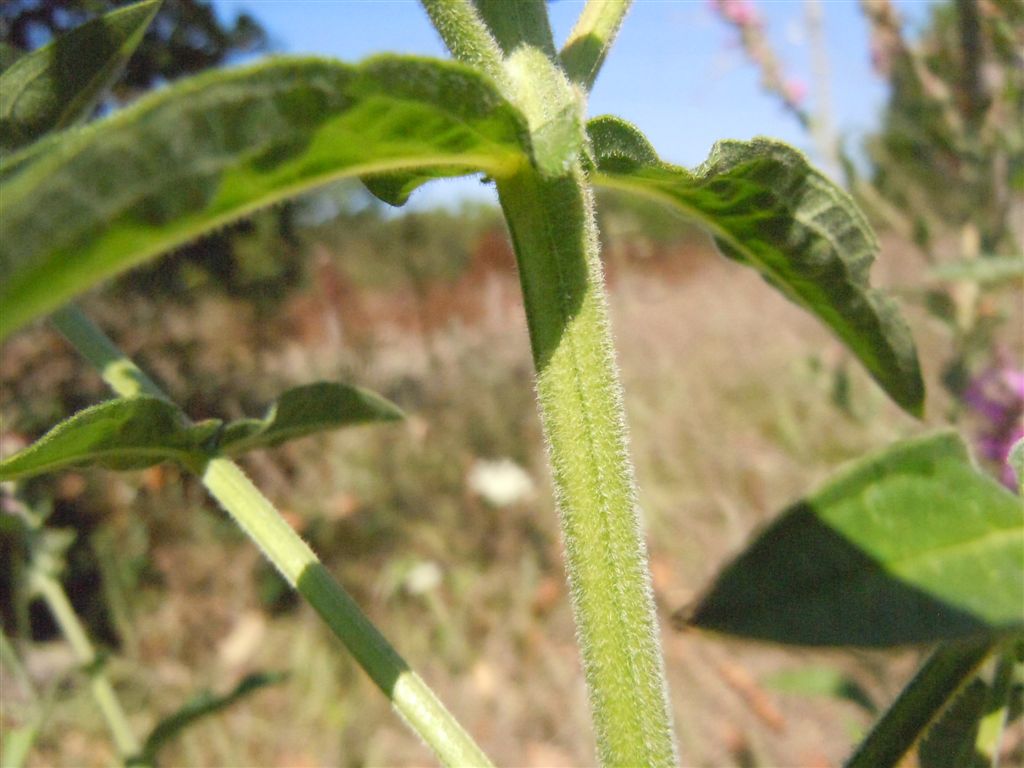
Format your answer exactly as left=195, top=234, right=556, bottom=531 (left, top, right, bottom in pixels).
left=0, top=54, right=530, bottom=339
left=917, top=678, right=988, bottom=768
left=129, top=672, right=285, bottom=767
left=762, top=666, right=877, bottom=714
left=680, top=432, right=1024, bottom=647
left=0, top=397, right=220, bottom=480
left=588, top=115, right=925, bottom=417
left=845, top=640, right=994, bottom=768
left=0, top=0, right=160, bottom=151
left=219, top=381, right=403, bottom=456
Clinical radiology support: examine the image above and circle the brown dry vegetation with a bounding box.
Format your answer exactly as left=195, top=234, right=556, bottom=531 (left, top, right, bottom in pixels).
left=0, top=197, right=1016, bottom=767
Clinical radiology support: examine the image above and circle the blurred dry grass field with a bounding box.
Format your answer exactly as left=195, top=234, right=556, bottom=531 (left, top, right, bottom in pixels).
left=1, top=204, right=1017, bottom=767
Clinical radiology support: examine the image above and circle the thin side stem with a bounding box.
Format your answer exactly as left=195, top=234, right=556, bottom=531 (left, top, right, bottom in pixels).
left=497, top=163, right=677, bottom=766
left=50, top=305, right=492, bottom=768
left=30, top=570, right=143, bottom=761
left=419, top=0, right=505, bottom=82
left=560, top=0, right=633, bottom=90
left=845, top=640, right=994, bottom=768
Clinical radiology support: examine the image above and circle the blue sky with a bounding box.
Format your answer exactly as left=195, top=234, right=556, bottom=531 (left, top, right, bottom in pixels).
left=211, top=0, right=937, bottom=206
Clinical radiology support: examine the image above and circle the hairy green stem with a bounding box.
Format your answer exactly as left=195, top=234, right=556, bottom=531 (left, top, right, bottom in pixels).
left=473, top=0, right=556, bottom=58
left=30, top=569, right=143, bottom=762
left=845, top=640, right=994, bottom=768
left=497, top=164, right=677, bottom=766
left=560, top=0, right=633, bottom=90
left=50, top=305, right=492, bottom=767
left=418, top=0, right=505, bottom=82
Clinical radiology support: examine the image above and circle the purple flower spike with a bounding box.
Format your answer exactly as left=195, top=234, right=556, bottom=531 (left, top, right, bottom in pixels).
left=962, top=358, right=1024, bottom=489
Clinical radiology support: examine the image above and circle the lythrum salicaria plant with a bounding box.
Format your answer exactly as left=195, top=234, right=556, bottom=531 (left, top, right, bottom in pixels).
left=1, top=1, right=1021, bottom=766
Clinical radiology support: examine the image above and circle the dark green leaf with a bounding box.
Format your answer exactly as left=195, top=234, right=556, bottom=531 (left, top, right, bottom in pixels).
left=762, top=666, right=876, bottom=714
left=219, top=381, right=402, bottom=456
left=588, top=115, right=924, bottom=416
left=845, top=641, right=994, bottom=768
left=0, top=0, right=160, bottom=151
left=129, top=672, right=286, bottom=767
left=681, top=432, right=1024, bottom=646
left=917, top=678, right=988, bottom=768
left=0, top=54, right=530, bottom=339
left=0, top=397, right=220, bottom=480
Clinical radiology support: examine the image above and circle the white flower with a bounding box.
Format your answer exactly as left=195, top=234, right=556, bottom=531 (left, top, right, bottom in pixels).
left=467, top=458, right=535, bottom=507
left=404, top=560, right=443, bottom=595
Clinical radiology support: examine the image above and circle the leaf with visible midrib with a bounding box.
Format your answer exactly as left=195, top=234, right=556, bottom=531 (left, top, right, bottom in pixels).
left=587, top=115, right=924, bottom=417
left=0, top=397, right=219, bottom=479
left=680, top=432, right=1024, bottom=647
left=219, top=381, right=403, bottom=456
left=0, top=54, right=530, bottom=340
left=0, top=0, right=160, bottom=151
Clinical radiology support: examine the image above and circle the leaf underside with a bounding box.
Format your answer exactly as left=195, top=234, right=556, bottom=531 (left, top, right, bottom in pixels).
left=0, top=397, right=217, bottom=479
left=0, top=0, right=159, bottom=151
left=682, top=432, right=1024, bottom=647
left=587, top=115, right=924, bottom=417
left=0, top=54, right=531, bottom=339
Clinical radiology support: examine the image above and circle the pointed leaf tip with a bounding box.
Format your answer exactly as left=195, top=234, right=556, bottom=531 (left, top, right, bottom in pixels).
left=219, top=381, right=403, bottom=456
left=587, top=115, right=925, bottom=417
left=683, top=432, right=1023, bottom=647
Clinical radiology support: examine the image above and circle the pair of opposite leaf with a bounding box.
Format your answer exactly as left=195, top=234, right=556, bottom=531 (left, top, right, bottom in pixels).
left=1, top=2, right=923, bottom=418
left=0, top=382, right=403, bottom=481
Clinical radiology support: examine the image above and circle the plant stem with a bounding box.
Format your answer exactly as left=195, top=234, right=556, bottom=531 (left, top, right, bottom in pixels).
left=418, top=0, right=505, bottom=82
left=30, top=569, right=143, bottom=762
left=845, top=639, right=994, bottom=768
left=473, top=0, right=556, bottom=58
left=51, top=305, right=164, bottom=399
left=50, top=305, right=492, bottom=768
left=560, top=0, right=633, bottom=90
left=497, top=164, right=677, bottom=766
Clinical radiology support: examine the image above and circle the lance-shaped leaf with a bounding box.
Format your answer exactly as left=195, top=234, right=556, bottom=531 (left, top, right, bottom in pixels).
left=0, top=398, right=220, bottom=480
left=129, top=672, right=286, bottom=767
left=0, top=0, right=160, bottom=151
left=218, top=381, right=403, bottom=456
left=587, top=115, right=924, bottom=417
left=0, top=54, right=530, bottom=339
left=678, top=432, right=1024, bottom=647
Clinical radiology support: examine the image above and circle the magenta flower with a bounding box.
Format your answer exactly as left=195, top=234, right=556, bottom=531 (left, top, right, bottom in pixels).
left=715, top=0, right=759, bottom=26
left=783, top=79, right=808, bottom=106
left=963, top=360, right=1024, bottom=488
